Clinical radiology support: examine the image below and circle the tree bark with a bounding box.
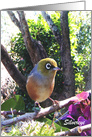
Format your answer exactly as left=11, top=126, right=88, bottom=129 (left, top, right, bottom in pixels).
left=41, top=11, right=75, bottom=100
left=60, top=11, right=75, bottom=98
left=7, top=11, right=22, bottom=31
left=7, top=11, right=47, bottom=66
left=1, top=44, right=26, bottom=91
left=85, top=62, right=91, bottom=91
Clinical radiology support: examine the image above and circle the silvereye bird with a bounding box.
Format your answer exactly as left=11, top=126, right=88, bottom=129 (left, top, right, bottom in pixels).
left=26, top=58, right=61, bottom=108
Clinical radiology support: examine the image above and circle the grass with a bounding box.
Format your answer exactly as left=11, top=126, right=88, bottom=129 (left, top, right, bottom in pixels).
left=1, top=120, right=55, bottom=136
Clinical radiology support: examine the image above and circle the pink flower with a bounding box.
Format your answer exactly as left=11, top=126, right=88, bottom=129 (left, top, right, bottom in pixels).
left=76, top=91, right=89, bottom=101
left=23, top=68, right=26, bottom=71
left=20, top=58, right=24, bottom=60
left=13, top=91, right=16, bottom=95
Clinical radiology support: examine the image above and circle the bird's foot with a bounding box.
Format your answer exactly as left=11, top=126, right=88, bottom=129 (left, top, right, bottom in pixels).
left=35, top=101, right=41, bottom=109
left=49, top=97, right=59, bottom=106
left=33, top=101, right=41, bottom=113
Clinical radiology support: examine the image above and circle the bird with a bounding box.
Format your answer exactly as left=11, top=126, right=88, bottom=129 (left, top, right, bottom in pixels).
left=26, top=58, right=61, bottom=109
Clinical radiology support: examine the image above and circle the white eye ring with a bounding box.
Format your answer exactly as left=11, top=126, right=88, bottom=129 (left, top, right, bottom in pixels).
left=46, top=63, right=51, bottom=70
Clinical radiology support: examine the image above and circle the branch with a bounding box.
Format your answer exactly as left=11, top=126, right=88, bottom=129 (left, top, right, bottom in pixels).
left=1, top=95, right=79, bottom=126
left=1, top=90, right=91, bottom=126
left=41, top=11, right=61, bottom=45
left=1, top=109, right=25, bottom=117
left=2, top=90, right=90, bottom=126
left=17, top=11, right=31, bottom=40
left=7, top=11, right=21, bottom=31
left=1, top=44, right=26, bottom=91
left=54, top=124, right=91, bottom=136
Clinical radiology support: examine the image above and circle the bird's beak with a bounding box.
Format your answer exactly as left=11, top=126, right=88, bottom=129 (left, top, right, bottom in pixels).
left=53, top=67, right=62, bottom=71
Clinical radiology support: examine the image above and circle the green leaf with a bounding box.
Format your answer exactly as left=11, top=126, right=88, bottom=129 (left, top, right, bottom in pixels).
left=1, top=95, right=25, bottom=111
left=37, top=117, right=69, bottom=132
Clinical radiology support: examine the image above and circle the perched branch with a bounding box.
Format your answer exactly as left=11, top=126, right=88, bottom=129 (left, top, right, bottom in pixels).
left=1, top=95, right=79, bottom=126
left=1, top=44, right=26, bottom=91
left=1, top=90, right=91, bottom=127
left=54, top=124, right=91, bottom=136
left=41, top=11, right=62, bottom=45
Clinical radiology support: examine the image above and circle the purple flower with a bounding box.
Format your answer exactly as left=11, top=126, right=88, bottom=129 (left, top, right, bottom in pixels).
left=78, top=106, right=91, bottom=136
left=68, top=104, right=82, bottom=118
left=78, top=116, right=91, bottom=136
left=81, top=132, right=88, bottom=136
left=78, top=116, right=91, bottom=126
left=59, top=114, right=75, bottom=121
left=83, top=106, right=91, bottom=120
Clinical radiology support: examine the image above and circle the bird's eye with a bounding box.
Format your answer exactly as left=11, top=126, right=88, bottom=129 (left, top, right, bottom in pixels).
left=45, top=63, right=51, bottom=70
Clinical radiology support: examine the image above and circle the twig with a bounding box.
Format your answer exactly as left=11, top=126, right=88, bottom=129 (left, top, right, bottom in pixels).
left=41, top=11, right=61, bottom=45
left=1, top=109, right=25, bottom=117
left=54, top=124, right=91, bottom=136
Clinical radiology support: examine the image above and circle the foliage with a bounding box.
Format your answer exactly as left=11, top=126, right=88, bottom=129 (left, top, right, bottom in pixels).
left=10, top=33, right=33, bottom=77
left=68, top=11, right=91, bottom=91
left=37, top=117, right=69, bottom=132
left=1, top=95, right=25, bottom=111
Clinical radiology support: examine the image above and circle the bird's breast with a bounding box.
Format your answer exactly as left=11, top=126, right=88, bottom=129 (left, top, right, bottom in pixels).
left=26, top=73, right=55, bottom=102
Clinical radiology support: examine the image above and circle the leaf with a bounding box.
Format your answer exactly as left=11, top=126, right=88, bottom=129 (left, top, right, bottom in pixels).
left=37, top=117, right=69, bottom=132
left=1, top=95, right=25, bottom=111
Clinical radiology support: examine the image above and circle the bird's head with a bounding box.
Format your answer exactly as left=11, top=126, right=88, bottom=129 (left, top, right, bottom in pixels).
left=37, top=58, right=61, bottom=77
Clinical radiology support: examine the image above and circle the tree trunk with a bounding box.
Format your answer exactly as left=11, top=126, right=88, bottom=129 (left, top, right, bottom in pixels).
left=60, top=11, right=75, bottom=99
left=85, top=62, right=91, bottom=91
left=41, top=11, right=75, bottom=101
left=1, top=44, right=26, bottom=91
